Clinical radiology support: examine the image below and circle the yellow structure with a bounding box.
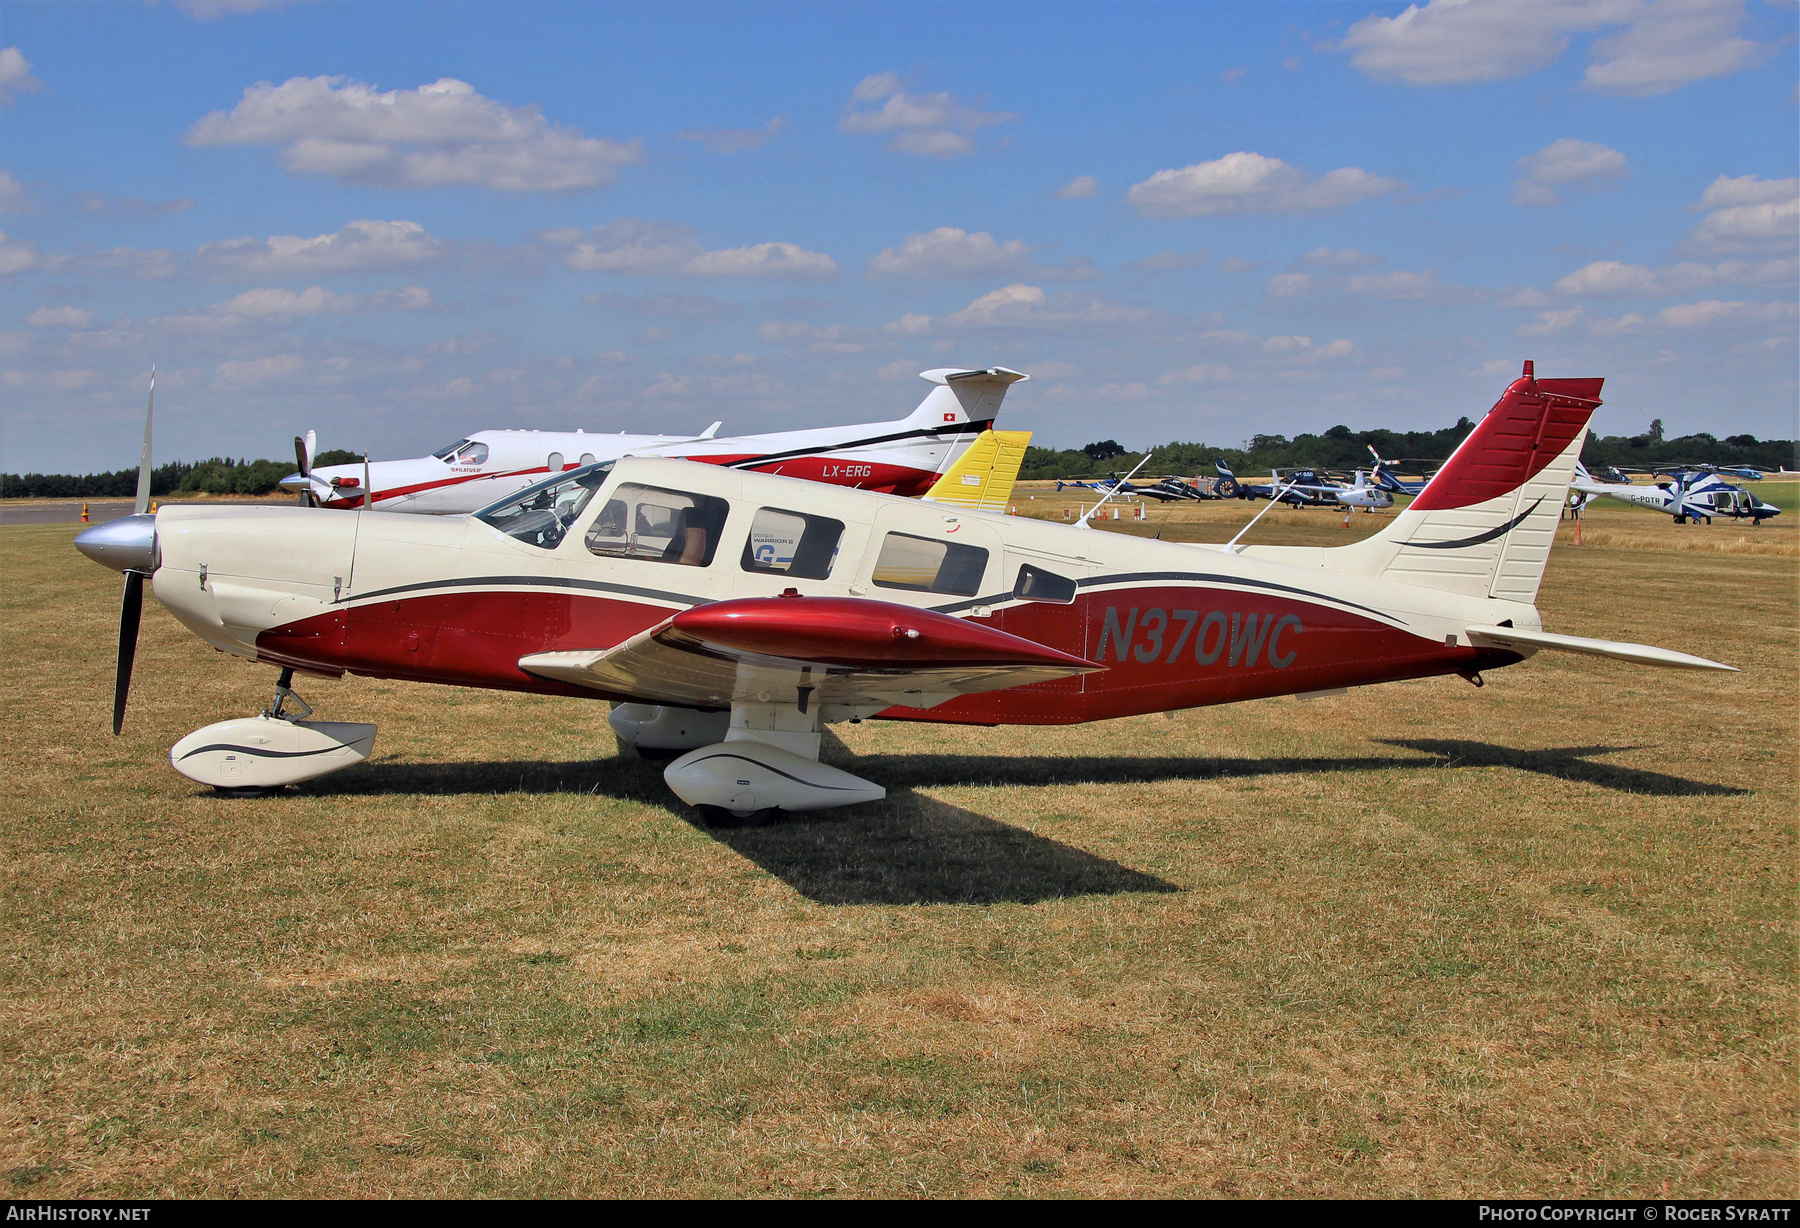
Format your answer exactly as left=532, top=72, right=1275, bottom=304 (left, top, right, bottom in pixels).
left=921, top=430, right=1032, bottom=513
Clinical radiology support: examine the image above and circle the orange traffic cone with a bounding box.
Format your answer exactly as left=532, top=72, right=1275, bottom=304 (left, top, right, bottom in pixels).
left=149, top=501, right=158, bottom=514
left=80, top=502, right=89, bottom=523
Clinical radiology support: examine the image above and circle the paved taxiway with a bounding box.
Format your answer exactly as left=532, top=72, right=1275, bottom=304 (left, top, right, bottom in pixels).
left=0, top=499, right=284, bottom=525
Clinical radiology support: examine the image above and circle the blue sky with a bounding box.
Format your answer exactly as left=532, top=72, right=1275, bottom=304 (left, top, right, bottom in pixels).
left=1, top=0, right=1795, bottom=472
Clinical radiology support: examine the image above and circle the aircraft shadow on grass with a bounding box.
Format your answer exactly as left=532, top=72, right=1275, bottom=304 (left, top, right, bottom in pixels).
left=1373, top=739, right=1748, bottom=798
left=297, top=752, right=1179, bottom=906
left=293, top=735, right=1740, bottom=905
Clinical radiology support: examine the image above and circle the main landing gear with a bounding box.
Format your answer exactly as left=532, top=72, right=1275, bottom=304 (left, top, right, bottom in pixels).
left=609, top=701, right=886, bottom=827
left=168, top=667, right=378, bottom=795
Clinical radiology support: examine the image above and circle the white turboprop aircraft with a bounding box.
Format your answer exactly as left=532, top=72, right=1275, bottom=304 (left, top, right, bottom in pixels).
left=280, top=367, right=1027, bottom=514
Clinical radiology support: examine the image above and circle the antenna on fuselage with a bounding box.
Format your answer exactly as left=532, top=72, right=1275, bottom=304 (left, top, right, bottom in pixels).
left=1075, top=450, right=1153, bottom=530
left=1219, top=479, right=1298, bottom=554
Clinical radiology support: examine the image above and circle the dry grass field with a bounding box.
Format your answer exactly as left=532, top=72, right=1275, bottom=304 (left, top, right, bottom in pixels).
left=1, top=488, right=1794, bottom=1198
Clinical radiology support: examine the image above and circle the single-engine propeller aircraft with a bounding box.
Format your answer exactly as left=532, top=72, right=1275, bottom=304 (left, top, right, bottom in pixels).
left=77, top=361, right=1735, bottom=825
left=1570, top=462, right=1781, bottom=525
left=281, top=367, right=1027, bottom=513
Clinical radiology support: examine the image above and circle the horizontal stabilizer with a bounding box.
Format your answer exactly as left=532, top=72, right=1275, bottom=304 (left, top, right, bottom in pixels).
left=920, top=367, right=1029, bottom=389
left=1463, top=625, right=1737, bottom=672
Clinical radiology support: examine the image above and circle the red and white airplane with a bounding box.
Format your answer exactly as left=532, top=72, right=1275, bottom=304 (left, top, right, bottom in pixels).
left=281, top=367, right=1027, bottom=513
left=77, top=362, right=1734, bottom=824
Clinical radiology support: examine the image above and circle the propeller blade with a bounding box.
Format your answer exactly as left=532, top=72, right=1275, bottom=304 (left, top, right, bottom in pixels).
left=293, top=435, right=314, bottom=507
left=134, top=367, right=155, bottom=516
left=113, top=570, right=144, bottom=735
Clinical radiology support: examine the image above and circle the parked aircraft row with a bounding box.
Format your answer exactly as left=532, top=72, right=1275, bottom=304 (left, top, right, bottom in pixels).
left=76, top=360, right=1735, bottom=827
left=1054, top=449, right=1780, bottom=529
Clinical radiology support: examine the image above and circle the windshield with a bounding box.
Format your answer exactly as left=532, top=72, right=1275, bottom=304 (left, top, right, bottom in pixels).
left=432, top=438, right=471, bottom=461
left=474, top=461, right=615, bottom=549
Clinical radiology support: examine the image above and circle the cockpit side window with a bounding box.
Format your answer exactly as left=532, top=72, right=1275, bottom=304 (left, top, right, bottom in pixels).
left=455, top=441, right=490, bottom=466
left=474, top=462, right=614, bottom=549
left=872, top=532, right=988, bottom=596
left=585, top=484, right=729, bottom=567
left=433, top=438, right=471, bottom=461
left=1012, top=564, right=1077, bottom=604
left=742, top=508, right=843, bottom=580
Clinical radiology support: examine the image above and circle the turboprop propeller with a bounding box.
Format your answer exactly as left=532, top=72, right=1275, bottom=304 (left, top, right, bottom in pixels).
left=291, top=430, right=319, bottom=507
left=72, top=367, right=160, bottom=733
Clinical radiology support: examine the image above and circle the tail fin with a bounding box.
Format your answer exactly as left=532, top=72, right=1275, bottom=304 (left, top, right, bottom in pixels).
left=922, top=430, right=1032, bottom=511
left=1330, top=363, right=1602, bottom=603
left=900, top=367, right=1028, bottom=476
left=905, top=367, right=1029, bottom=430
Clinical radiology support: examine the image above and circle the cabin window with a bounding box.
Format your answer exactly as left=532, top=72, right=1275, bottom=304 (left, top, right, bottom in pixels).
left=742, top=508, right=843, bottom=580
left=1012, top=564, right=1077, bottom=604
left=474, top=462, right=614, bottom=549
left=586, top=483, right=730, bottom=567
left=872, top=532, right=988, bottom=596
left=456, top=441, right=490, bottom=466
left=432, top=438, right=472, bottom=461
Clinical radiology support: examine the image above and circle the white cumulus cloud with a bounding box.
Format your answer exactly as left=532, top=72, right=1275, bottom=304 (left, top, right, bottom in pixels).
left=1511, top=139, right=1629, bottom=206
left=64, top=247, right=182, bottom=280
left=1685, top=175, right=1799, bottom=253
left=193, top=219, right=445, bottom=279
left=838, top=73, right=1017, bottom=158
left=1265, top=272, right=1314, bottom=297
left=0, top=169, right=28, bottom=214
left=938, top=283, right=1157, bottom=330
left=0, top=230, right=38, bottom=275
left=1299, top=246, right=1382, bottom=268
left=677, top=116, right=785, bottom=154
left=173, top=0, right=314, bottom=16
left=1347, top=269, right=1488, bottom=304
left=865, top=227, right=1097, bottom=281
left=25, top=306, right=95, bottom=329
left=1554, top=256, right=1795, bottom=296
left=0, top=48, right=44, bottom=105
left=1517, top=307, right=1588, bottom=336
left=1647, top=298, right=1798, bottom=330
left=1055, top=175, right=1100, bottom=199
left=546, top=219, right=839, bottom=280
left=214, top=353, right=303, bottom=389
left=1127, top=152, right=1402, bottom=218
left=1336, top=0, right=1766, bottom=97
left=186, top=75, right=645, bottom=192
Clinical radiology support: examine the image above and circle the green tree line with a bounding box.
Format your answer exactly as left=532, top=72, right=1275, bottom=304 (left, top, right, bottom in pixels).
left=4, top=426, right=1793, bottom=496
left=1019, top=420, right=1798, bottom=480
left=1, top=450, right=360, bottom=499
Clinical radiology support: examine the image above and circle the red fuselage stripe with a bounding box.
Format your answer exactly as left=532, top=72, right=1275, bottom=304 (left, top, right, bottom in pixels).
left=257, top=585, right=1509, bottom=722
